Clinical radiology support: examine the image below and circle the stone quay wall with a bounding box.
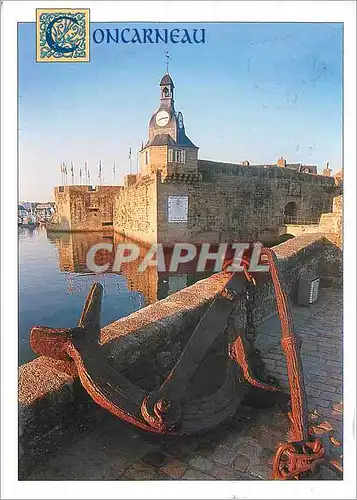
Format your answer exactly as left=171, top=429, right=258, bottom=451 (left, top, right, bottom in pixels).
left=18, top=233, right=342, bottom=478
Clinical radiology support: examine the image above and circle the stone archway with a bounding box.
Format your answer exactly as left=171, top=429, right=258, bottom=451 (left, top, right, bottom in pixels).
left=284, top=202, right=297, bottom=223
left=278, top=233, right=296, bottom=244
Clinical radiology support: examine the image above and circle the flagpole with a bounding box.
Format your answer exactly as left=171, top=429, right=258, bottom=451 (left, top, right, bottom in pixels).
left=98, top=160, right=102, bottom=186
left=113, top=160, right=116, bottom=185
left=128, top=147, right=132, bottom=174
left=136, top=149, right=139, bottom=173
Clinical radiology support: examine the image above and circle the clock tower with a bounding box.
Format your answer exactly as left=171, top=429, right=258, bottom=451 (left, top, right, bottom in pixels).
left=140, top=72, right=199, bottom=178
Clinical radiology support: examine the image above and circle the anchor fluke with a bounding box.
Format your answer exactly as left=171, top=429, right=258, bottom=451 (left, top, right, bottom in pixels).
left=30, top=326, right=77, bottom=361
left=77, top=282, right=103, bottom=341
left=29, top=283, right=104, bottom=360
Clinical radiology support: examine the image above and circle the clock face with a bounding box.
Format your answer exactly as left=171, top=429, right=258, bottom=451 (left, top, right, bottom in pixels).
left=156, top=110, right=170, bottom=127
left=177, top=112, right=184, bottom=129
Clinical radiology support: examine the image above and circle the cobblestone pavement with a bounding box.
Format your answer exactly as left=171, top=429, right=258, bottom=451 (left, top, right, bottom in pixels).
left=28, top=288, right=343, bottom=481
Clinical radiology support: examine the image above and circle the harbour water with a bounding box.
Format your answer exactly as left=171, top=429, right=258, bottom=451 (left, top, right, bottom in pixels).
left=19, top=227, right=212, bottom=365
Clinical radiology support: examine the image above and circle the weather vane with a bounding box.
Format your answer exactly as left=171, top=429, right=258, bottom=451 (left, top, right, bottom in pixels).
left=165, top=51, right=170, bottom=73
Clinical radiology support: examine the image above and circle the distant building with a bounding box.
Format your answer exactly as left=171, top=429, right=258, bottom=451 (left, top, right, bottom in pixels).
left=36, top=203, right=55, bottom=218
left=18, top=204, right=28, bottom=218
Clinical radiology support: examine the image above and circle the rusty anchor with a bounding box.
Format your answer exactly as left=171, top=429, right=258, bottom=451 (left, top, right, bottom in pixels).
left=30, top=247, right=324, bottom=479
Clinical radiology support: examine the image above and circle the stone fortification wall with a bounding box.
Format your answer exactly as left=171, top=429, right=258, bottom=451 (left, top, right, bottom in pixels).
left=49, top=185, right=123, bottom=232
left=113, top=175, right=158, bottom=245
left=281, top=194, right=342, bottom=248
left=155, top=161, right=337, bottom=246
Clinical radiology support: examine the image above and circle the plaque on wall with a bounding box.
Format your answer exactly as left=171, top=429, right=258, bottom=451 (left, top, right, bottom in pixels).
left=168, top=196, right=188, bottom=222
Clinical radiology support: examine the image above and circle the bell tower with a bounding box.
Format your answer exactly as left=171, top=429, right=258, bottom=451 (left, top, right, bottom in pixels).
left=139, top=71, right=199, bottom=178
left=160, top=74, right=174, bottom=103
left=148, top=73, right=177, bottom=141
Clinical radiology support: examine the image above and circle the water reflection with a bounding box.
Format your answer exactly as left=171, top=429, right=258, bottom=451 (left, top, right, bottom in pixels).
left=19, top=229, right=214, bottom=364
left=46, top=231, right=213, bottom=305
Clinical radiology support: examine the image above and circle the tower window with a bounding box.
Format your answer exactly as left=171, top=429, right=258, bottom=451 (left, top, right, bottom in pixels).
left=169, top=150, right=186, bottom=163
left=162, top=87, right=169, bottom=97
left=145, top=151, right=150, bottom=164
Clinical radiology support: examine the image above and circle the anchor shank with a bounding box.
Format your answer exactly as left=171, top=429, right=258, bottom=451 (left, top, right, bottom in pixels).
left=142, top=273, right=246, bottom=428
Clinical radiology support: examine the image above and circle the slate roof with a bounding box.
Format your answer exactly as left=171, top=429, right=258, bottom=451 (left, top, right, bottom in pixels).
left=143, top=134, right=176, bottom=148
left=179, top=134, right=199, bottom=149
left=143, top=133, right=198, bottom=149
left=160, top=73, right=175, bottom=87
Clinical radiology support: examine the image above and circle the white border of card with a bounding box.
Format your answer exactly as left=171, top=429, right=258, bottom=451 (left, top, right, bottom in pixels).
left=1, top=1, right=356, bottom=499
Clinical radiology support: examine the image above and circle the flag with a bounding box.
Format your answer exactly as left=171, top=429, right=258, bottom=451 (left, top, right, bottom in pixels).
left=84, top=162, right=88, bottom=177
left=128, top=147, right=132, bottom=160
left=71, top=162, right=74, bottom=175
left=113, top=160, right=116, bottom=174
left=98, top=160, right=102, bottom=178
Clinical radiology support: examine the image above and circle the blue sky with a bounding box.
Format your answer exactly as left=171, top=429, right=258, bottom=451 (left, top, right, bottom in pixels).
left=19, top=22, right=342, bottom=201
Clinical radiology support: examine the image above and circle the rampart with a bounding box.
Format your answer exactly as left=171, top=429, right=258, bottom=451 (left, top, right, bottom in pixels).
left=18, top=233, right=342, bottom=478
left=113, top=175, right=158, bottom=246
left=48, top=185, right=123, bottom=232
left=113, top=161, right=338, bottom=246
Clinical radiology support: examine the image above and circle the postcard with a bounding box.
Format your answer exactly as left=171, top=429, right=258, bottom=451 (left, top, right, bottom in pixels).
left=1, top=1, right=356, bottom=499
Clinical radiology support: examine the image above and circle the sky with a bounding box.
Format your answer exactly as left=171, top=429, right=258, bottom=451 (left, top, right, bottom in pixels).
left=19, top=22, right=343, bottom=201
